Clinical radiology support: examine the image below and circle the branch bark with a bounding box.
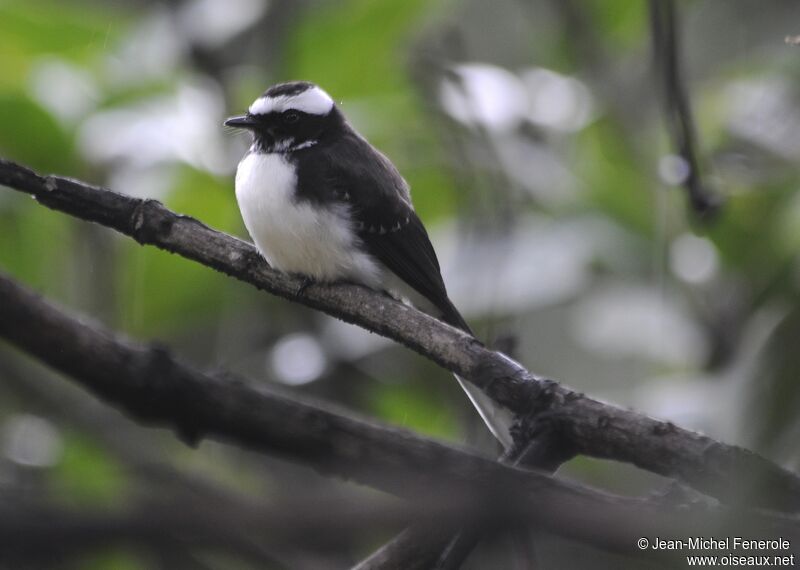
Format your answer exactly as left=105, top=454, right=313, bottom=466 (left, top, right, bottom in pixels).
left=1, top=157, right=798, bottom=512
left=1, top=270, right=799, bottom=562
left=355, top=430, right=574, bottom=569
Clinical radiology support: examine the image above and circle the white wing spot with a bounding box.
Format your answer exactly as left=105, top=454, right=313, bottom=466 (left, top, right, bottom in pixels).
left=291, top=139, right=318, bottom=151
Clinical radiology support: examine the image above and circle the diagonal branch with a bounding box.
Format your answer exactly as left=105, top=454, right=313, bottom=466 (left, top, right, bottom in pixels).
left=0, top=270, right=798, bottom=560
left=1, top=157, right=798, bottom=511
left=354, top=429, right=574, bottom=569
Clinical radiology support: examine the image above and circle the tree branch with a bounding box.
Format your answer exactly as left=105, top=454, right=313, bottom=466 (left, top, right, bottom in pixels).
left=0, top=495, right=326, bottom=569
left=0, top=270, right=798, bottom=562
left=1, top=157, right=798, bottom=511
left=351, top=526, right=456, bottom=570
left=425, top=434, right=573, bottom=569
left=650, top=0, right=722, bottom=219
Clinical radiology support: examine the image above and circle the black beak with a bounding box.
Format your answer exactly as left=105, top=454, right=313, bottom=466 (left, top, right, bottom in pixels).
left=224, top=115, right=256, bottom=129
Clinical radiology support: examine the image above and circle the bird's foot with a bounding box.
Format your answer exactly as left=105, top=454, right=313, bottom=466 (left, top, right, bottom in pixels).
left=295, top=276, right=315, bottom=298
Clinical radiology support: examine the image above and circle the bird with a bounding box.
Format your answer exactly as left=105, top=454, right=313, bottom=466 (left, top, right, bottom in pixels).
left=225, top=81, right=513, bottom=448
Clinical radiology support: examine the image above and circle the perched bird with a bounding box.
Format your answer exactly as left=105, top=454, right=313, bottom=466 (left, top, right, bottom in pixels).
left=225, top=81, right=512, bottom=448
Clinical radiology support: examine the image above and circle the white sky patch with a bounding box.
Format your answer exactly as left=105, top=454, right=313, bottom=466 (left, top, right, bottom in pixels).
left=724, top=76, right=800, bottom=160
left=178, top=0, right=269, bottom=48
left=28, top=58, right=99, bottom=124
left=108, top=164, right=177, bottom=201
left=78, top=79, right=230, bottom=175
left=106, top=8, right=185, bottom=85
left=521, top=67, right=594, bottom=132
left=439, top=63, right=528, bottom=131
left=439, top=63, right=593, bottom=133
left=669, top=233, right=719, bottom=285
left=634, top=375, right=721, bottom=431
left=571, top=283, right=708, bottom=366
left=436, top=215, right=606, bottom=315
left=270, top=333, right=327, bottom=385
left=249, top=86, right=334, bottom=116
left=658, top=154, right=691, bottom=185
left=3, top=414, right=63, bottom=468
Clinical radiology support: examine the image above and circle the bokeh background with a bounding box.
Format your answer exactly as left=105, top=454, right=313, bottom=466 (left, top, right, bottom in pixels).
left=2, top=0, right=800, bottom=568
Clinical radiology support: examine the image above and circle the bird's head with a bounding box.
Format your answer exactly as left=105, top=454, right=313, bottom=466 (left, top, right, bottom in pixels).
left=224, top=81, right=342, bottom=153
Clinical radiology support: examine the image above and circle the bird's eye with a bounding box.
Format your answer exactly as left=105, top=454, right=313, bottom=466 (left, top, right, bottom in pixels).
left=283, top=111, right=300, bottom=124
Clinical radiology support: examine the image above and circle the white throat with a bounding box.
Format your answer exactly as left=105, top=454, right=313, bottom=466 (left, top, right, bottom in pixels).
left=234, top=151, right=382, bottom=286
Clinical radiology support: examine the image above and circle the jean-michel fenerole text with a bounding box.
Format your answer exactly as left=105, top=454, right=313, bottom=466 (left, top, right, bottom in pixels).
left=649, top=537, right=791, bottom=551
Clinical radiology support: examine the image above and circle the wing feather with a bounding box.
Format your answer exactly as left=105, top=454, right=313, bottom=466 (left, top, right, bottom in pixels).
left=321, top=132, right=471, bottom=333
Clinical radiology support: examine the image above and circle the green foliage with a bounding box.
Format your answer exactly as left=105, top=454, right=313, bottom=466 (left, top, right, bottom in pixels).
left=116, top=171, right=241, bottom=336
left=287, top=0, right=457, bottom=222
left=0, top=0, right=126, bottom=82
left=0, top=198, right=74, bottom=297
left=708, top=183, right=799, bottom=272
left=169, top=166, right=240, bottom=234
left=368, top=379, right=459, bottom=441
left=2, top=1, right=800, bottom=566
left=76, top=550, right=151, bottom=570
left=578, top=119, right=656, bottom=236
left=0, top=93, right=76, bottom=172
left=288, top=0, right=432, bottom=96
left=117, top=244, right=230, bottom=337
left=584, top=0, right=646, bottom=52
left=51, top=432, right=128, bottom=507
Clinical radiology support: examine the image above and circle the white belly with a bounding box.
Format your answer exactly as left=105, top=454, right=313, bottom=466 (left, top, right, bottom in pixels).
left=234, top=152, right=382, bottom=285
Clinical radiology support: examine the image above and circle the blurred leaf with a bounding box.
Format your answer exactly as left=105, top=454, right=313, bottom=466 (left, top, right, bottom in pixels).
left=287, top=0, right=457, bottom=223
left=0, top=0, right=127, bottom=88
left=578, top=119, right=655, bottom=236
left=0, top=92, right=77, bottom=172
left=288, top=0, right=431, bottom=97
left=707, top=182, right=799, bottom=273
left=52, top=431, right=128, bottom=507
left=116, top=167, right=240, bottom=336
left=117, top=244, right=229, bottom=337
left=0, top=197, right=74, bottom=299
left=76, top=549, right=150, bottom=570
left=584, top=0, right=646, bottom=52
left=751, top=305, right=800, bottom=451
left=368, top=380, right=458, bottom=440
left=402, top=158, right=457, bottom=223
left=169, top=166, right=240, bottom=234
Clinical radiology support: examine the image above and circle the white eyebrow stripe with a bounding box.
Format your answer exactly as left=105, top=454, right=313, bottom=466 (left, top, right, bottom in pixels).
left=248, top=86, right=334, bottom=116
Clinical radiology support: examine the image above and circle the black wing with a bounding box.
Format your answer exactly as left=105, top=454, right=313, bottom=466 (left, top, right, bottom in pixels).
left=318, top=131, right=471, bottom=333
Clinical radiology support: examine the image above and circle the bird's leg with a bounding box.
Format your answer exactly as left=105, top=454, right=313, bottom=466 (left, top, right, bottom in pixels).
left=294, top=276, right=315, bottom=298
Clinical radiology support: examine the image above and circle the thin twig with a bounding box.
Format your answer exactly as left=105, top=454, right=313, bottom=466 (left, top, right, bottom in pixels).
left=650, top=0, right=722, bottom=219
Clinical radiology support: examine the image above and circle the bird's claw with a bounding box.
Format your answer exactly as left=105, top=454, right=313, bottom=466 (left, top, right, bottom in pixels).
left=295, top=276, right=315, bottom=298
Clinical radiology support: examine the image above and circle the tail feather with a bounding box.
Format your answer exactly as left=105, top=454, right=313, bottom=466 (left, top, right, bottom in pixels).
left=455, top=374, right=514, bottom=449
left=439, top=300, right=514, bottom=450
left=388, top=274, right=515, bottom=449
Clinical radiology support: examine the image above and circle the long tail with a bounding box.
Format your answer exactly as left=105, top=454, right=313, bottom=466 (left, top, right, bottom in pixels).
left=454, top=375, right=514, bottom=448
left=440, top=299, right=515, bottom=449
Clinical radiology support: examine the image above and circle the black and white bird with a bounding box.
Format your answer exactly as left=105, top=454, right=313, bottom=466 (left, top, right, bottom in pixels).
left=225, top=81, right=513, bottom=448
